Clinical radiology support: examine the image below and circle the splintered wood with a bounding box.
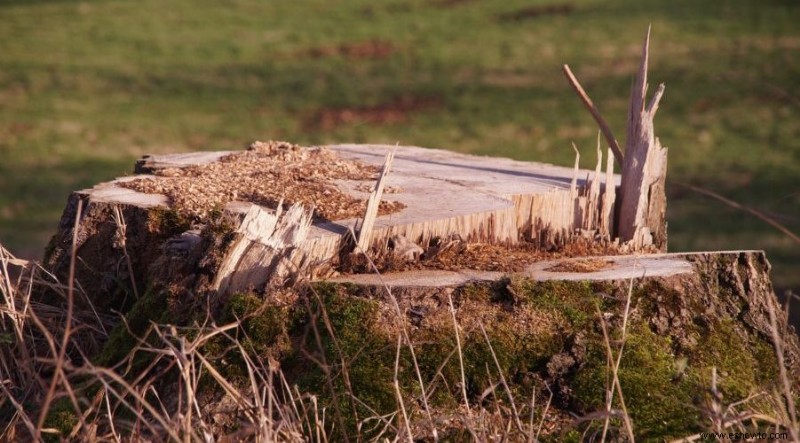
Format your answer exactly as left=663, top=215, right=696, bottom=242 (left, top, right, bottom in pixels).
left=213, top=202, right=313, bottom=294
left=564, top=27, right=667, bottom=252
left=514, top=142, right=616, bottom=250
left=618, top=28, right=668, bottom=250
left=356, top=149, right=396, bottom=252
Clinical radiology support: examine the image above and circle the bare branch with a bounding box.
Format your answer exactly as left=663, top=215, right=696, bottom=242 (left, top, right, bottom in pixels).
left=562, top=64, right=624, bottom=166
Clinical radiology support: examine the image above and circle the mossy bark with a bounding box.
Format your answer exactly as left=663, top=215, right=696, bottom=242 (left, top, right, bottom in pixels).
left=270, top=251, right=798, bottom=441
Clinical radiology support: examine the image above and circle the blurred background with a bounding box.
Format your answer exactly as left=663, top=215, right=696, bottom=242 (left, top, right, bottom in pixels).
left=1, top=0, right=798, bottom=302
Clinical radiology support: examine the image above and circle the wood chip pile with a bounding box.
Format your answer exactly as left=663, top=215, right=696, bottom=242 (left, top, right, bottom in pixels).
left=121, top=140, right=405, bottom=221
left=341, top=237, right=623, bottom=274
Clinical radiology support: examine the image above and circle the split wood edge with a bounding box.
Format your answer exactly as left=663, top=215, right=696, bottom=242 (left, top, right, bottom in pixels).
left=356, top=148, right=396, bottom=252
left=565, top=26, right=668, bottom=251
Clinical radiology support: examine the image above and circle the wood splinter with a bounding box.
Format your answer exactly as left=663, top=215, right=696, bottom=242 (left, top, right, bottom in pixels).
left=618, top=26, right=668, bottom=250
left=562, top=64, right=624, bottom=167
left=356, top=148, right=396, bottom=252
left=563, top=26, right=668, bottom=251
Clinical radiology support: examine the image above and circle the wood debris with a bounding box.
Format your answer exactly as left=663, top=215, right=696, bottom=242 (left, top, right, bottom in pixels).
left=121, top=140, right=405, bottom=221
left=544, top=258, right=613, bottom=273
left=356, top=149, right=395, bottom=252
left=339, top=238, right=622, bottom=274
left=618, top=29, right=668, bottom=250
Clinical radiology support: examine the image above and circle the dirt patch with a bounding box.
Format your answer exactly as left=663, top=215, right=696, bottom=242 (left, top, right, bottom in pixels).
left=431, top=0, right=474, bottom=8
left=120, top=141, right=405, bottom=221
left=305, top=39, right=395, bottom=60
left=544, top=258, right=614, bottom=273
left=305, top=95, right=443, bottom=131
left=497, top=3, right=574, bottom=22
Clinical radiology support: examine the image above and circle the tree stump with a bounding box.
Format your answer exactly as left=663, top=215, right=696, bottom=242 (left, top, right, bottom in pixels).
left=44, top=142, right=627, bottom=300
left=27, top=29, right=799, bottom=440
left=37, top=142, right=799, bottom=440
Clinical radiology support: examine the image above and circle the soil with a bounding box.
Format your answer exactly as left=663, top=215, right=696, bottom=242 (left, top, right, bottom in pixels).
left=305, top=39, right=395, bottom=60
left=431, top=0, right=474, bottom=8
left=497, top=3, right=574, bottom=22
left=120, top=140, right=406, bottom=221
left=305, top=95, right=443, bottom=131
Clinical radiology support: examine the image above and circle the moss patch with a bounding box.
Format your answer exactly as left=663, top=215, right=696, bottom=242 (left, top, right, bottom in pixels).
left=572, top=321, right=699, bottom=440
left=689, top=318, right=779, bottom=400
left=42, top=398, right=78, bottom=443
left=69, top=271, right=792, bottom=441
left=510, top=279, right=606, bottom=329
left=223, top=292, right=290, bottom=354
left=202, top=292, right=293, bottom=381
left=285, top=283, right=397, bottom=438
left=94, top=289, right=169, bottom=366
left=146, top=207, right=193, bottom=239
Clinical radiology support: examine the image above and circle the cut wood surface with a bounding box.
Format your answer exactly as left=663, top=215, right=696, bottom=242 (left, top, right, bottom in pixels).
left=44, top=143, right=622, bottom=296
left=122, top=143, right=621, bottom=251
left=325, top=252, right=698, bottom=287
left=310, top=144, right=619, bottom=254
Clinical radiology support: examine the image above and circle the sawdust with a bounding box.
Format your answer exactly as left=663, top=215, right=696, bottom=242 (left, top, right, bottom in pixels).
left=340, top=237, right=623, bottom=274
left=544, top=258, right=614, bottom=273
left=121, top=140, right=406, bottom=221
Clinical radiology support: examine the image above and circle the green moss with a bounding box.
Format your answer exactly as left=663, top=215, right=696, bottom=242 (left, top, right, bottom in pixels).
left=286, top=283, right=396, bottom=437
left=147, top=207, right=193, bottom=238
left=417, top=283, right=571, bottom=404
left=458, top=282, right=497, bottom=303
left=223, top=292, right=289, bottom=354
left=688, top=318, right=778, bottom=400
left=205, top=279, right=787, bottom=441
left=572, top=321, right=699, bottom=441
left=470, top=318, right=561, bottom=396
left=510, top=279, right=602, bottom=329
left=42, top=398, right=78, bottom=443
left=94, top=289, right=168, bottom=366
left=201, top=292, right=292, bottom=381
left=410, top=311, right=458, bottom=403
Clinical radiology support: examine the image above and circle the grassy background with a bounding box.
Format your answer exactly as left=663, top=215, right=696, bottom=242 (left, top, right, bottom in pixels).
left=1, top=0, right=798, bottom=293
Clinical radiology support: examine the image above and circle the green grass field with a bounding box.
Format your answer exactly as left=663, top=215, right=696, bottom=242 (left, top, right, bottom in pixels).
left=1, top=0, right=798, bottom=291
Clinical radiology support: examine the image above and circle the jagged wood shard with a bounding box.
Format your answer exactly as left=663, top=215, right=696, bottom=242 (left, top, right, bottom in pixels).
left=618, top=28, right=668, bottom=250
left=564, top=28, right=667, bottom=251
left=212, top=202, right=313, bottom=294
left=356, top=149, right=396, bottom=252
